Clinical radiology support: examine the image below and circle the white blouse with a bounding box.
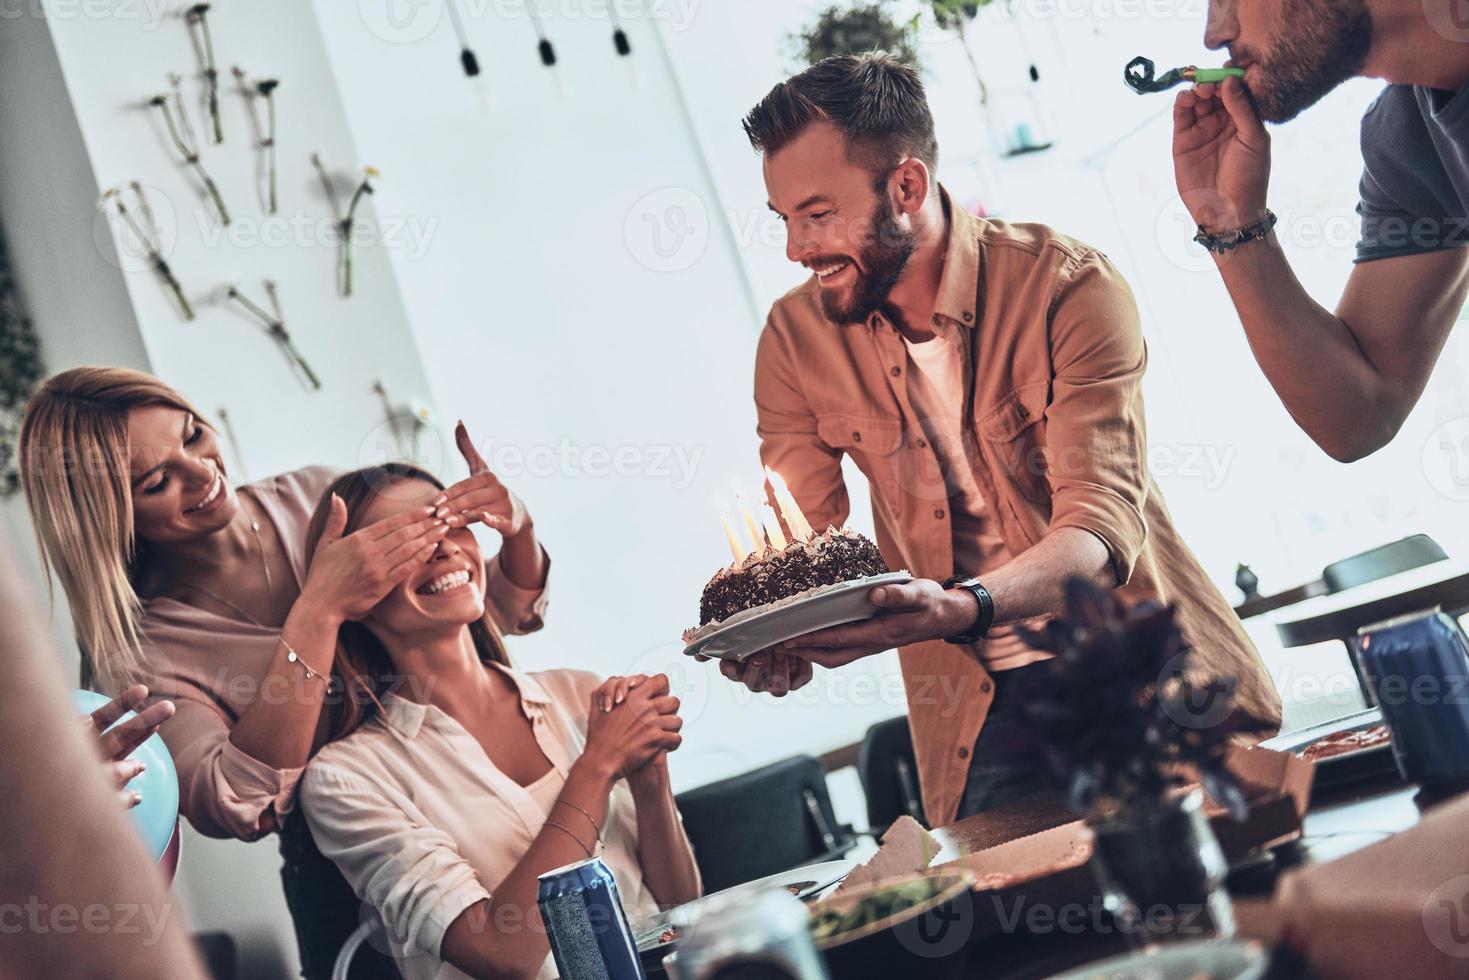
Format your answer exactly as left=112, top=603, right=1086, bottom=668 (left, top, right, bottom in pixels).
left=300, top=664, right=662, bottom=980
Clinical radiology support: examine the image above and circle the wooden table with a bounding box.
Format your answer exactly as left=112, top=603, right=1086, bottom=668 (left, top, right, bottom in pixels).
left=939, top=768, right=1428, bottom=978
left=1271, top=559, right=1469, bottom=648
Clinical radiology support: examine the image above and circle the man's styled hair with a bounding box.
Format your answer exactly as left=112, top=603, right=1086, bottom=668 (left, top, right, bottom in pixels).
left=742, top=52, right=938, bottom=182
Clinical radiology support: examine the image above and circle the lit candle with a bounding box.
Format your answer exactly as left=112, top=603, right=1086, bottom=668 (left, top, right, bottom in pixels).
left=719, top=510, right=747, bottom=565
left=765, top=467, right=814, bottom=541
left=733, top=490, right=768, bottom=553
left=759, top=502, right=789, bottom=550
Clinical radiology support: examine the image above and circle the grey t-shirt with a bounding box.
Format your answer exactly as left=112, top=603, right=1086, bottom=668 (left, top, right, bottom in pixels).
left=1357, top=82, right=1469, bottom=262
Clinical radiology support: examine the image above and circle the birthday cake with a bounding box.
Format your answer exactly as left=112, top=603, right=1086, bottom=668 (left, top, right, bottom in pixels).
left=688, top=525, right=892, bottom=635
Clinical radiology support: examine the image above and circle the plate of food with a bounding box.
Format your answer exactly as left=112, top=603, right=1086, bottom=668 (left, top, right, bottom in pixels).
left=1258, top=708, right=1397, bottom=788
left=635, top=859, right=854, bottom=968
left=682, top=524, right=911, bottom=663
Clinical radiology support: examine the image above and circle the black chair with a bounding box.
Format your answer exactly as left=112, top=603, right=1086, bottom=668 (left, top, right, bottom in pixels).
left=674, top=755, right=858, bottom=894
left=856, top=716, right=926, bottom=836
left=1273, top=535, right=1454, bottom=706
left=1234, top=534, right=1448, bottom=621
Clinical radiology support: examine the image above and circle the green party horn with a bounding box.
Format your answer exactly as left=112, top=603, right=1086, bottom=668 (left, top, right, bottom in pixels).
left=1125, top=56, right=1245, bottom=94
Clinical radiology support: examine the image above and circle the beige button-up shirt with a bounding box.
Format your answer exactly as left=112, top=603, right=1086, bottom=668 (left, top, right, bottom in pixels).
left=300, top=665, right=663, bottom=980
left=755, top=188, right=1282, bottom=826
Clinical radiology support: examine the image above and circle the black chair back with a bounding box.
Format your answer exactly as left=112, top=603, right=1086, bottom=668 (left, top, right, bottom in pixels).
left=674, top=755, right=856, bottom=894
left=1322, top=534, right=1447, bottom=594
left=857, top=716, right=926, bottom=836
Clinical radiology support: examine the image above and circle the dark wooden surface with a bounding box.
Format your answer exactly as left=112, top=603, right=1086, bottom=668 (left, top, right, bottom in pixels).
left=944, top=767, right=1429, bottom=978
left=1274, top=568, right=1469, bottom=648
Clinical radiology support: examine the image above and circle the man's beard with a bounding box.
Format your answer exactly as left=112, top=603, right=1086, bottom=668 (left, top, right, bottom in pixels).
left=817, top=199, right=917, bottom=325
left=1242, top=0, right=1371, bottom=123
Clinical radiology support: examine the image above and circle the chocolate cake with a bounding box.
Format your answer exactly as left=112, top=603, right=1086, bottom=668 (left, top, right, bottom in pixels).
left=694, top=526, right=891, bottom=630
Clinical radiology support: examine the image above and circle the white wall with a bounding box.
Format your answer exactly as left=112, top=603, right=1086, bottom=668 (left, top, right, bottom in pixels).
left=311, top=0, right=910, bottom=796
left=1, top=2, right=445, bottom=974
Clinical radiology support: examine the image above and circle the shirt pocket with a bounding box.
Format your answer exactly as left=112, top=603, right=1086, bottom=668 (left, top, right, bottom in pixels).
left=976, top=382, right=1051, bottom=506
left=816, top=412, right=906, bottom=507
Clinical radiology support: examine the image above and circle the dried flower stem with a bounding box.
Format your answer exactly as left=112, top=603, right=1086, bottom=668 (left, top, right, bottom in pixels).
left=151, top=84, right=229, bottom=223
left=107, top=187, right=193, bottom=320
left=341, top=168, right=377, bottom=297
left=186, top=4, right=223, bottom=143
left=226, top=284, right=322, bottom=391
left=234, top=68, right=280, bottom=213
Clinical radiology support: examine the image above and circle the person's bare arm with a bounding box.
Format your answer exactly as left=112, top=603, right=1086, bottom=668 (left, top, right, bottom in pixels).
left=227, top=498, right=448, bottom=773
left=627, top=759, right=701, bottom=909
left=1173, top=77, right=1469, bottom=462
left=1, top=531, right=208, bottom=979
left=1216, top=240, right=1469, bottom=461
left=439, top=680, right=683, bottom=979
left=777, top=527, right=1109, bottom=668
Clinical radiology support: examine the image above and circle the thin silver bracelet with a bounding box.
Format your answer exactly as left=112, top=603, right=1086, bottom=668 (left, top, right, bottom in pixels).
left=283, top=639, right=334, bottom=691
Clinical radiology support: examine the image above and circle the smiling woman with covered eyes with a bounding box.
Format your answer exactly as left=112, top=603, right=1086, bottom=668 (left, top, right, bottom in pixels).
left=297, top=464, right=699, bottom=980
left=18, top=366, right=552, bottom=980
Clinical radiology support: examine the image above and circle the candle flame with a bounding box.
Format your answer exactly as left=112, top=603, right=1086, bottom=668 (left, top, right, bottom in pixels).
left=759, top=502, right=789, bottom=550
left=765, top=466, right=814, bottom=542
left=719, top=509, right=749, bottom=565
left=733, top=490, right=768, bottom=556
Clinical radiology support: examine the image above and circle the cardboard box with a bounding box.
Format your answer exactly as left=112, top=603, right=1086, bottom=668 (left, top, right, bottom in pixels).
left=838, top=746, right=1316, bottom=941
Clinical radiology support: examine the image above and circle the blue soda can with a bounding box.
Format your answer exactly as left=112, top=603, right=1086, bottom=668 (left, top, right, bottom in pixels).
left=1357, top=608, right=1469, bottom=786
left=537, top=856, right=646, bottom=980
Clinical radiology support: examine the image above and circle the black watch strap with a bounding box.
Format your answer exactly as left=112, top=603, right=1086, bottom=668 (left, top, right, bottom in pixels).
left=942, top=575, right=995, bottom=645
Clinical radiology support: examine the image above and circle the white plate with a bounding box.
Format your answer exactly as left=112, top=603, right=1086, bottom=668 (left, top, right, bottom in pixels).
left=683, top=572, right=914, bottom=663
left=1045, top=939, right=1267, bottom=980
left=635, top=858, right=856, bottom=952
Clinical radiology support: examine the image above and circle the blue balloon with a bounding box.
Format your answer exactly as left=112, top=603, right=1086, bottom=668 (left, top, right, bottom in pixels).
left=72, top=689, right=181, bottom=863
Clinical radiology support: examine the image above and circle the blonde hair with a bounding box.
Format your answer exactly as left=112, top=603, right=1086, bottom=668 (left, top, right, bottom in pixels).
left=19, top=367, right=209, bottom=691
left=304, top=464, right=511, bottom=743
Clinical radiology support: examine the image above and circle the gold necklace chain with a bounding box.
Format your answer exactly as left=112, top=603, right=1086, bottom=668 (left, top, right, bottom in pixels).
left=189, top=496, right=276, bottom=628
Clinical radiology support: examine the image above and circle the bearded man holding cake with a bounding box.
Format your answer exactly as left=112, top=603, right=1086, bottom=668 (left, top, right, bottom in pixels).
left=717, top=53, right=1282, bottom=826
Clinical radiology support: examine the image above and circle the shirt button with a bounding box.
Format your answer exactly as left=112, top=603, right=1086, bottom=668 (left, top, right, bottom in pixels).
left=934, top=508, right=945, bottom=519
left=853, top=431, right=862, bottom=443
left=980, top=680, right=993, bottom=694
left=890, top=366, right=901, bottom=377
left=957, top=746, right=970, bottom=760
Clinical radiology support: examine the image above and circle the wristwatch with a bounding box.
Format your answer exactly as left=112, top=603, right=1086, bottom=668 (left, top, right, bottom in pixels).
left=941, top=575, right=995, bottom=645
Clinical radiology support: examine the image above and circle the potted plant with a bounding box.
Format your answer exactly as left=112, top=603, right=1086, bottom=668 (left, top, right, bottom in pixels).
left=789, top=3, right=922, bottom=70
left=1012, top=579, right=1252, bottom=945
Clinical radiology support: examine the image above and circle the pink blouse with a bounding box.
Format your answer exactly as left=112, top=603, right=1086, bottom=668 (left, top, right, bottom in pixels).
left=139, top=466, right=551, bottom=841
